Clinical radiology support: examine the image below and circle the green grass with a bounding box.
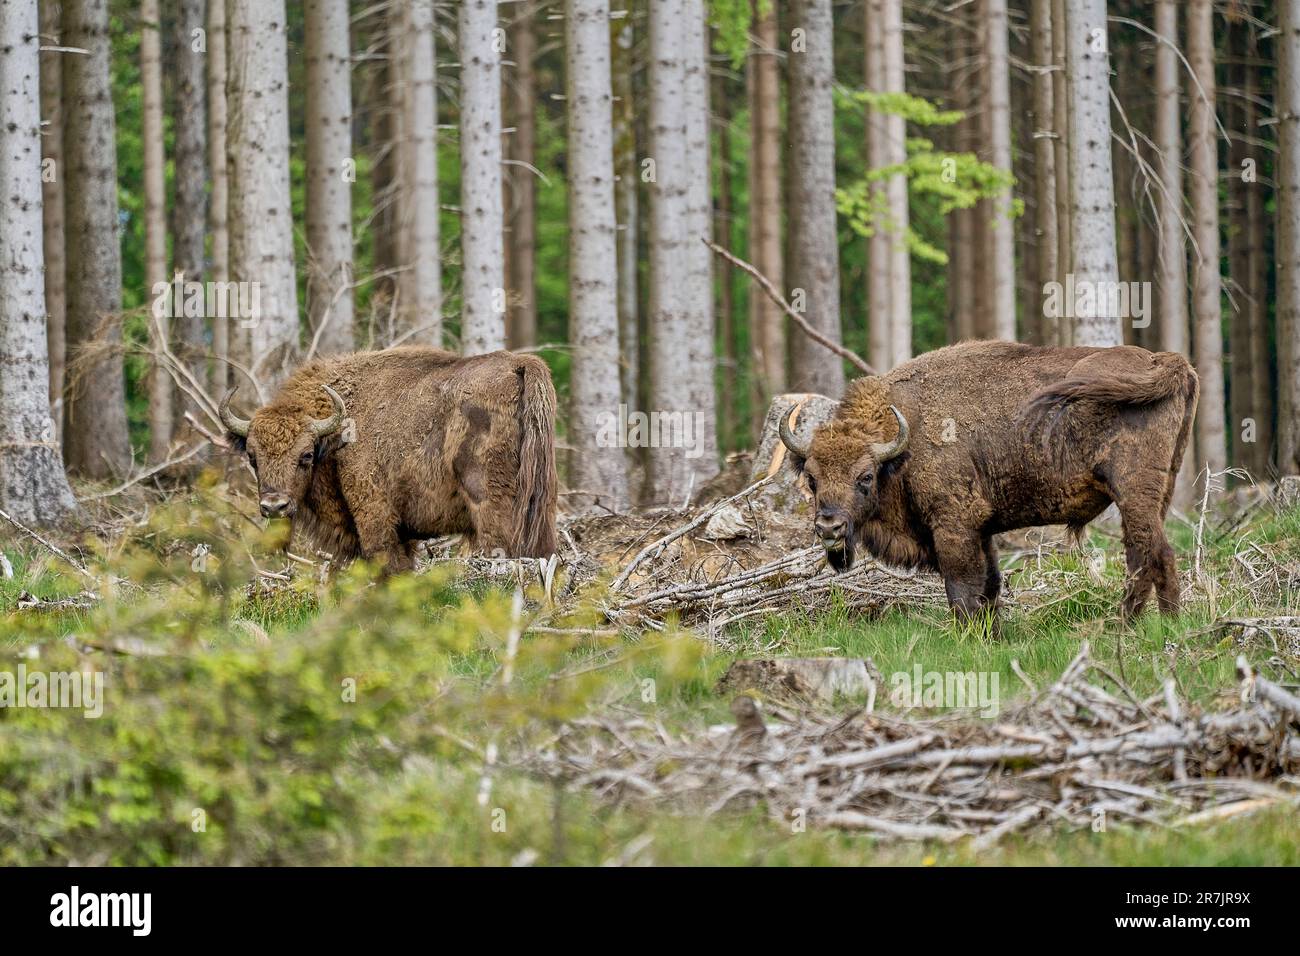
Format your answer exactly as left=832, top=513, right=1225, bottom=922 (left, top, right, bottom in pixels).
left=0, top=491, right=1297, bottom=865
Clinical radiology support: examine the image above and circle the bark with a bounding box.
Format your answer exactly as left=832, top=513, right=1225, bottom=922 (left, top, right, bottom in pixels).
left=142, top=0, right=171, bottom=462
left=565, top=0, right=629, bottom=510
left=1277, top=0, right=1300, bottom=474
left=61, top=0, right=130, bottom=477
left=1031, top=0, right=1059, bottom=348
left=171, top=0, right=208, bottom=434
left=459, top=0, right=507, bottom=355
left=0, top=0, right=79, bottom=525
left=883, top=0, right=911, bottom=364
left=715, top=71, right=737, bottom=451
left=305, top=0, right=356, bottom=356
left=787, top=0, right=844, bottom=395
left=1245, top=74, right=1272, bottom=476
left=1186, top=0, right=1227, bottom=473
left=394, top=0, right=440, bottom=346
left=749, top=1, right=784, bottom=393
left=613, top=14, right=640, bottom=410
left=226, top=0, right=300, bottom=393
left=39, top=0, right=65, bottom=422
left=948, top=16, right=975, bottom=343
left=207, top=0, right=229, bottom=392
left=1064, top=0, right=1121, bottom=347
left=1227, top=27, right=1251, bottom=471
left=506, top=3, right=536, bottom=349
left=983, top=0, right=1016, bottom=341
left=865, top=0, right=891, bottom=368
left=1153, top=0, right=1188, bottom=356
left=1051, top=0, right=1071, bottom=344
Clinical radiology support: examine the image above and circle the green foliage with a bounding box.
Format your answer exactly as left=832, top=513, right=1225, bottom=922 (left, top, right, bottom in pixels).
left=709, top=0, right=768, bottom=70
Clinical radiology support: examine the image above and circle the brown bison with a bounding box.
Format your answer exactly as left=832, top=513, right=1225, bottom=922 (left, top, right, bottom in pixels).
left=779, top=341, right=1199, bottom=621
left=220, top=347, right=558, bottom=570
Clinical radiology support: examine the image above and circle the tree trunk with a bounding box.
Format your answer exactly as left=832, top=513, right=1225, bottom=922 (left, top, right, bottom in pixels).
left=749, top=1, right=784, bottom=394
left=459, top=0, right=507, bottom=355
left=0, top=0, right=79, bottom=525
left=1032, top=0, right=1059, bottom=348
left=1227, top=25, right=1251, bottom=471
left=1186, top=0, right=1227, bottom=473
left=1277, top=0, right=1300, bottom=474
left=62, top=0, right=130, bottom=477
left=715, top=71, right=737, bottom=452
left=1244, top=27, right=1272, bottom=476
left=305, top=0, right=356, bottom=356
left=207, top=0, right=229, bottom=393
left=171, top=0, right=208, bottom=442
left=227, top=0, right=300, bottom=393
left=948, top=15, right=975, bottom=343
left=393, top=0, right=440, bottom=347
left=39, top=0, right=66, bottom=427
left=1064, top=0, right=1121, bottom=347
left=883, top=0, right=911, bottom=364
left=565, top=0, right=629, bottom=510
left=506, top=3, right=537, bottom=349
left=613, top=14, right=640, bottom=411
left=787, top=0, right=843, bottom=395
left=983, top=0, right=1016, bottom=341
left=141, top=0, right=172, bottom=462
left=1154, top=0, right=1188, bottom=356
left=865, top=0, right=891, bottom=368
left=1051, top=0, right=1071, bottom=344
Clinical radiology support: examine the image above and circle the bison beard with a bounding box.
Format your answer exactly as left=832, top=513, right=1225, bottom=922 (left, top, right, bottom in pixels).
left=220, top=347, right=559, bottom=571
left=782, top=341, right=1199, bottom=624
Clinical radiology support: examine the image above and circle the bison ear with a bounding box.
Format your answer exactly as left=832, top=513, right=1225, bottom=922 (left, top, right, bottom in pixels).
left=226, top=432, right=247, bottom=453
left=313, top=433, right=343, bottom=463
left=879, top=451, right=911, bottom=484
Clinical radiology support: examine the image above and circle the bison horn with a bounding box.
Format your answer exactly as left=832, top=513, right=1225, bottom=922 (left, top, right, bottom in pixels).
left=870, top=406, right=910, bottom=462
left=218, top=388, right=251, bottom=437
left=778, top=413, right=810, bottom=460
left=310, top=385, right=348, bottom=438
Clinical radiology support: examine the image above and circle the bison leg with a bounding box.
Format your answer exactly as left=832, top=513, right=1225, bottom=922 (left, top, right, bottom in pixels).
left=1108, top=477, right=1179, bottom=621
left=981, top=536, right=1003, bottom=606
left=934, top=531, right=995, bottom=620
left=352, top=508, right=413, bottom=574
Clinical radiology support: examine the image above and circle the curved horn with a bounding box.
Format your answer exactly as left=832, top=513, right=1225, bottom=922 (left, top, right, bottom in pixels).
left=778, top=413, right=810, bottom=460
left=310, top=385, right=347, bottom=438
left=218, top=388, right=251, bottom=437
left=870, top=406, right=910, bottom=462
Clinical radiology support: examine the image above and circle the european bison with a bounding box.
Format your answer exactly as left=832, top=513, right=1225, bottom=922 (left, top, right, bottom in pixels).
left=778, top=341, right=1199, bottom=621
left=220, top=347, right=558, bottom=570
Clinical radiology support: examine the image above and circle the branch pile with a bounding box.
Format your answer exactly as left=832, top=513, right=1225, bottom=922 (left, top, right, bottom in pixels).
left=522, top=646, right=1300, bottom=843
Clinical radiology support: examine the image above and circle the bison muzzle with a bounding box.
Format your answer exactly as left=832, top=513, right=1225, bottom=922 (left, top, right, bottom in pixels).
left=780, top=341, right=1199, bottom=623
left=221, top=346, right=559, bottom=571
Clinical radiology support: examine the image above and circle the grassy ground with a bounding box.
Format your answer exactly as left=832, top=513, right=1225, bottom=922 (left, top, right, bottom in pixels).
left=0, top=488, right=1296, bottom=865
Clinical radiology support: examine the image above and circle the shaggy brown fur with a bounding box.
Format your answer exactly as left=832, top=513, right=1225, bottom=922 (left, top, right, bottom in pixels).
left=224, top=347, right=558, bottom=571
left=788, top=341, right=1198, bottom=622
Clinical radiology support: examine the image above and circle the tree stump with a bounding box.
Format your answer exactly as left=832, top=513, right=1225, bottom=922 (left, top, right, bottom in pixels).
left=749, top=393, right=838, bottom=513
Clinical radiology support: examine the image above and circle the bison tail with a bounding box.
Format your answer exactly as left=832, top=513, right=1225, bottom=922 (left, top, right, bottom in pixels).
left=512, top=356, right=559, bottom=558
left=1027, top=351, right=1197, bottom=413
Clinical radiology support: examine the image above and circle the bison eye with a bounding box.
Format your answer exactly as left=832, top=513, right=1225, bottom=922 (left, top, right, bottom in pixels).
left=856, top=473, right=874, bottom=493
left=298, top=451, right=313, bottom=468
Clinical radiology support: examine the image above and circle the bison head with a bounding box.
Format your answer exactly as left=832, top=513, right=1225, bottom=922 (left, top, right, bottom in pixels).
left=779, top=400, right=910, bottom=572
left=219, top=385, right=348, bottom=519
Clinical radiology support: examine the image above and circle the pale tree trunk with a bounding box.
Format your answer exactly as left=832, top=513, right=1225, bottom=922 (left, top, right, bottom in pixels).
left=1244, top=28, right=1272, bottom=476
left=613, top=14, right=639, bottom=410
left=62, top=0, right=130, bottom=477
left=1051, top=0, right=1071, bottom=344
left=39, top=0, right=66, bottom=426
left=1064, top=0, right=1121, bottom=347
left=394, top=0, right=440, bottom=346
left=506, top=3, right=536, bottom=348
left=171, top=0, right=208, bottom=440
left=948, top=16, right=975, bottom=343
left=748, top=1, right=783, bottom=394
left=305, top=0, right=356, bottom=356
left=459, top=0, right=506, bottom=355
left=141, top=0, right=171, bottom=462
left=787, top=0, right=843, bottom=394
left=1154, top=0, right=1188, bottom=356
left=1186, top=0, right=1226, bottom=474
left=1276, top=0, right=1300, bottom=474
left=882, top=0, right=911, bottom=364
left=1032, top=0, right=1059, bottom=348
left=227, top=0, right=300, bottom=393
left=983, top=0, right=1016, bottom=340
left=207, top=0, right=229, bottom=392
left=715, top=77, right=737, bottom=449
left=0, top=0, right=78, bottom=525
left=865, top=0, right=891, bottom=368
left=565, top=0, right=629, bottom=510
left=1227, top=29, right=1251, bottom=471
left=647, top=0, right=713, bottom=503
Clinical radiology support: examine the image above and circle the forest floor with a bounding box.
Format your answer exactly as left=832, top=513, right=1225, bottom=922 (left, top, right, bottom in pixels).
left=0, top=473, right=1298, bottom=865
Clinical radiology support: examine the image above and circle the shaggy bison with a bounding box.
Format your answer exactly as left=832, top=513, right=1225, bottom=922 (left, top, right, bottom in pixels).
left=220, top=347, right=558, bottom=570
left=779, top=341, right=1199, bottom=621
